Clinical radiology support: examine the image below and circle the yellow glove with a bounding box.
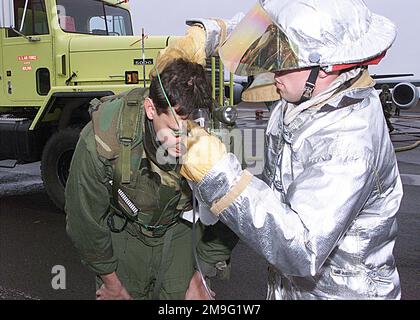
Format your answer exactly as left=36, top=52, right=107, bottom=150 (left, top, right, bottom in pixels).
left=151, top=25, right=206, bottom=77
left=180, top=123, right=227, bottom=182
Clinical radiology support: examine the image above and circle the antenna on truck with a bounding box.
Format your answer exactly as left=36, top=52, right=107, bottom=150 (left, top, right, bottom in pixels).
left=141, top=28, right=147, bottom=88
left=130, top=28, right=149, bottom=87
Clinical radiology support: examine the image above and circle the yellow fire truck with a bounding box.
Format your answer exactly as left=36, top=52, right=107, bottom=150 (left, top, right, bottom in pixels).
left=0, top=0, right=240, bottom=210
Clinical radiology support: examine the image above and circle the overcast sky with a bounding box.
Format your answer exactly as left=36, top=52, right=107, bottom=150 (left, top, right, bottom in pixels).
left=130, top=0, right=420, bottom=79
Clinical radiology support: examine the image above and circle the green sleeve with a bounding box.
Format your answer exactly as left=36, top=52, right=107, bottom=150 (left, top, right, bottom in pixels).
left=65, top=123, right=117, bottom=275
left=196, top=221, right=239, bottom=279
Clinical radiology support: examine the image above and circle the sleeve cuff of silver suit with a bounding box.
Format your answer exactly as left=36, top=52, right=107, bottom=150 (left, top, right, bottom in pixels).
left=196, top=153, right=251, bottom=215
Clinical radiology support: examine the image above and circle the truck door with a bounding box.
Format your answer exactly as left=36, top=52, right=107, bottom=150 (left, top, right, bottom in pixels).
left=0, top=30, right=3, bottom=105
left=2, top=0, right=53, bottom=103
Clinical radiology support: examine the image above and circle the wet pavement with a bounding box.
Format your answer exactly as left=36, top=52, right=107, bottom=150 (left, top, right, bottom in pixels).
left=0, top=107, right=419, bottom=300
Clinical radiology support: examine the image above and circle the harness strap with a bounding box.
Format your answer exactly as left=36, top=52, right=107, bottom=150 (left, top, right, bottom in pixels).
left=112, top=90, right=144, bottom=214
left=118, top=89, right=144, bottom=184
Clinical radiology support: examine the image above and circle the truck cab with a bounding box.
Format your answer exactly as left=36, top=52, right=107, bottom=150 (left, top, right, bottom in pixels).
left=0, top=0, right=171, bottom=209
left=0, top=0, right=242, bottom=211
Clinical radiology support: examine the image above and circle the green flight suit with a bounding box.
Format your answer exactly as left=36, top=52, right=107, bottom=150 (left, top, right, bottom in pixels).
left=65, top=89, right=237, bottom=300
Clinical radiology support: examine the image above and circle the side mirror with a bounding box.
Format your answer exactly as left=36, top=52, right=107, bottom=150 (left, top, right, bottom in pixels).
left=0, top=0, right=15, bottom=29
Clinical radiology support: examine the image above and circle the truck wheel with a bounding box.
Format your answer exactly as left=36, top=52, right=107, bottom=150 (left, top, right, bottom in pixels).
left=41, top=128, right=81, bottom=211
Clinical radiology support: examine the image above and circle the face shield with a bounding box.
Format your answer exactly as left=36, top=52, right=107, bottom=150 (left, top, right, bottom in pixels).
left=219, top=3, right=299, bottom=76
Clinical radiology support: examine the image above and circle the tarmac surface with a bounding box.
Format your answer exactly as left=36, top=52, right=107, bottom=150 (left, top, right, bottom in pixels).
left=0, top=106, right=419, bottom=300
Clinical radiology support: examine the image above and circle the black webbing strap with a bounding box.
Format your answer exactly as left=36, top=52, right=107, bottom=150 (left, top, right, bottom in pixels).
left=300, top=66, right=321, bottom=102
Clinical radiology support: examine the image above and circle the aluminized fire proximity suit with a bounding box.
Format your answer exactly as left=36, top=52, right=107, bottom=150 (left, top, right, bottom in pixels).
left=183, top=0, right=402, bottom=299
left=194, top=68, right=402, bottom=299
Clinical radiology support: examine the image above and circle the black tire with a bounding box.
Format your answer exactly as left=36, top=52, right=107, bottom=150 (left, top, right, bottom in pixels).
left=41, top=128, right=81, bottom=211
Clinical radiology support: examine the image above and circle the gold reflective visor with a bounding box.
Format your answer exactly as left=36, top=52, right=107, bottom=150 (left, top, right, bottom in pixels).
left=219, top=4, right=299, bottom=76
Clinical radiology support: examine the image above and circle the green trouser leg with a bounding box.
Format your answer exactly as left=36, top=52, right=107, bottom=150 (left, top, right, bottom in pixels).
left=96, top=221, right=202, bottom=300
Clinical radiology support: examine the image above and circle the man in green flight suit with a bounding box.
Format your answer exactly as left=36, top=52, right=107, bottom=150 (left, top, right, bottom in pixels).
left=65, top=58, right=237, bottom=300
left=379, top=84, right=395, bottom=132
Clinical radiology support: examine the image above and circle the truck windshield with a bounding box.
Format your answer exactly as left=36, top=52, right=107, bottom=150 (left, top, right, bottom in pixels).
left=56, top=0, right=133, bottom=36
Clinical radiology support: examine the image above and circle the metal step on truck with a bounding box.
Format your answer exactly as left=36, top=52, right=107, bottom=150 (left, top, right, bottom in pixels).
left=0, top=0, right=243, bottom=210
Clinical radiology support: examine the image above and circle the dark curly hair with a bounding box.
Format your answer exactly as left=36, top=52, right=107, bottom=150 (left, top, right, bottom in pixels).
left=149, top=59, right=212, bottom=116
